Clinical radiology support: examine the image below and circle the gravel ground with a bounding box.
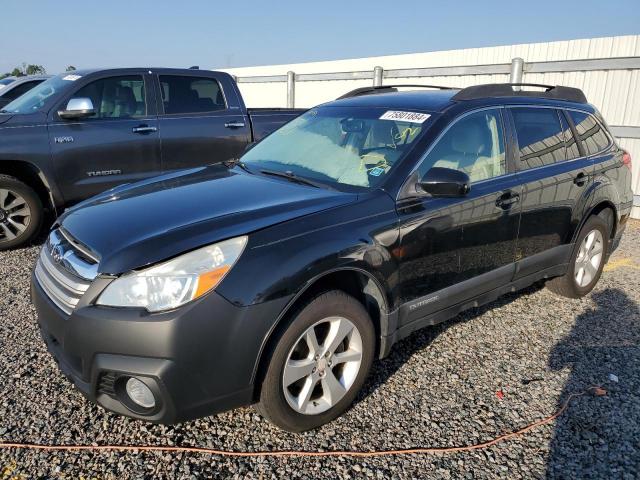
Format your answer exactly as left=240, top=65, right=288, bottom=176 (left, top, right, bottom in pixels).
left=0, top=221, right=639, bottom=479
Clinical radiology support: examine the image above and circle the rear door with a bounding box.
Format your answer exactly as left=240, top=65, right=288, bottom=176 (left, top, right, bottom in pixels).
left=508, top=106, right=594, bottom=279
left=156, top=73, right=251, bottom=173
left=397, top=107, right=521, bottom=324
left=48, top=73, right=161, bottom=205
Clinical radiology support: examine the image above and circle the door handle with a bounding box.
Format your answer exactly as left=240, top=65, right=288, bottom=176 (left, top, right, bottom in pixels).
left=224, top=122, right=246, bottom=128
left=495, top=192, right=520, bottom=209
left=573, top=172, right=587, bottom=186
left=132, top=125, right=158, bottom=134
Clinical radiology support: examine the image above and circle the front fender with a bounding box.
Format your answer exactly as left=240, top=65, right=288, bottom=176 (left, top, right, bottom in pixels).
left=217, top=192, right=400, bottom=310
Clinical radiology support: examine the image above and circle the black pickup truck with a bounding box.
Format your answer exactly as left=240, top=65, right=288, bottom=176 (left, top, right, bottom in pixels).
left=0, top=68, right=304, bottom=249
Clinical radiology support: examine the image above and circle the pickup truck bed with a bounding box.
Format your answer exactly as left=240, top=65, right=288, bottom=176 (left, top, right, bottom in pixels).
left=247, top=108, right=306, bottom=141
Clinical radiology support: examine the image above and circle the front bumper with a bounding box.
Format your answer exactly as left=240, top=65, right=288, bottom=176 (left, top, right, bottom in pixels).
left=31, top=274, right=289, bottom=424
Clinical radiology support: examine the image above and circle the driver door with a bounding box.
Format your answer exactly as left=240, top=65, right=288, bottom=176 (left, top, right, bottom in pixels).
left=396, top=108, right=521, bottom=326
left=48, top=73, right=161, bottom=205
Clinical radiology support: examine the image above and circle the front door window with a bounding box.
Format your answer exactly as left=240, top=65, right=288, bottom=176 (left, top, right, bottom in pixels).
left=418, top=109, right=505, bottom=182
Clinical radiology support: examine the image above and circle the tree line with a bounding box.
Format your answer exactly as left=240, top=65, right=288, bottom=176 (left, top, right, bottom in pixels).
left=0, top=64, right=77, bottom=79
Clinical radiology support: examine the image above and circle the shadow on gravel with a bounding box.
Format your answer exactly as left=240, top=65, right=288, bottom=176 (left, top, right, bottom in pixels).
left=358, top=283, right=544, bottom=404
left=547, top=288, right=640, bottom=478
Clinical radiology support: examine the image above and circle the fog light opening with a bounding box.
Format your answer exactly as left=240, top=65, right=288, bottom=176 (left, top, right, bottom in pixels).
left=125, top=377, right=156, bottom=409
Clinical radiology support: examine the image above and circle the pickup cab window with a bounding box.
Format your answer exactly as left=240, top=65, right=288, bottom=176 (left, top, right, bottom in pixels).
left=73, top=76, right=146, bottom=119
left=241, top=106, right=428, bottom=189
left=160, top=76, right=226, bottom=114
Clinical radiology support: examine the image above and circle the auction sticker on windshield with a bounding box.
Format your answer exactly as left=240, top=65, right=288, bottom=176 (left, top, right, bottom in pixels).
left=379, top=110, right=430, bottom=123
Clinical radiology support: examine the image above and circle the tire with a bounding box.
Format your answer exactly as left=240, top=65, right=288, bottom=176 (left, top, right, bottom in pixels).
left=0, top=175, right=44, bottom=250
left=256, top=290, right=375, bottom=432
left=546, top=215, right=609, bottom=298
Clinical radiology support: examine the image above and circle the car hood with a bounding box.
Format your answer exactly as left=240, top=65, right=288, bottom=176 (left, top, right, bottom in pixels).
left=59, top=165, right=356, bottom=274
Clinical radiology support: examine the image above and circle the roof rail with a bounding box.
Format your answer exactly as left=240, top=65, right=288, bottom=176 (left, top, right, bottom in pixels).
left=337, top=84, right=457, bottom=100
left=452, top=83, right=588, bottom=103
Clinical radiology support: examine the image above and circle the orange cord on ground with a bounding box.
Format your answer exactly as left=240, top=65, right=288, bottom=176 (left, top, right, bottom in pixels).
left=0, top=386, right=605, bottom=458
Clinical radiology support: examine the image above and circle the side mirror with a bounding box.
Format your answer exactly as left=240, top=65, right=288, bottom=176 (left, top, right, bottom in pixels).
left=58, top=97, right=95, bottom=119
left=419, top=167, right=470, bottom=197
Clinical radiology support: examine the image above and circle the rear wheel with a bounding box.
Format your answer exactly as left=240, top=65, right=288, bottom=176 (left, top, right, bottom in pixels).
left=0, top=175, right=43, bottom=250
left=546, top=215, right=609, bottom=298
left=256, top=290, right=375, bottom=432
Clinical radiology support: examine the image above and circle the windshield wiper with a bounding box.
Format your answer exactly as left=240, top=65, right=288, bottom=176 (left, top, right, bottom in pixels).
left=259, top=169, right=331, bottom=190
left=0, top=110, right=9, bottom=114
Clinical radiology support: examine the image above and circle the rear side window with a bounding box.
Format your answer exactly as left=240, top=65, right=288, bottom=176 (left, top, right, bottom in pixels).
left=512, top=108, right=565, bottom=169
left=3, top=80, right=43, bottom=101
left=73, top=76, right=146, bottom=119
left=159, top=76, right=226, bottom=114
left=568, top=111, right=610, bottom=156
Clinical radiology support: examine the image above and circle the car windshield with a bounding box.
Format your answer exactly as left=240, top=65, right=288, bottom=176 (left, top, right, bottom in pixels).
left=241, top=106, right=431, bottom=190
left=1, top=75, right=74, bottom=114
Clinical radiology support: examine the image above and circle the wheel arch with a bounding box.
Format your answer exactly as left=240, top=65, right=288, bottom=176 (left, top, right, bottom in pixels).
left=250, top=267, right=390, bottom=401
left=579, top=200, right=618, bottom=241
left=0, top=160, right=57, bottom=213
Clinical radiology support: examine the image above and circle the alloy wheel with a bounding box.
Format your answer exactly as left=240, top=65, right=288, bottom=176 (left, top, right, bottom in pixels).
left=282, top=316, right=363, bottom=415
left=0, top=188, right=31, bottom=243
left=574, top=229, right=604, bottom=287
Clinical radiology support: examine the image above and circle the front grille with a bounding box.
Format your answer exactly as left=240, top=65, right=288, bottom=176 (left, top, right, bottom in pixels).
left=34, top=229, right=98, bottom=315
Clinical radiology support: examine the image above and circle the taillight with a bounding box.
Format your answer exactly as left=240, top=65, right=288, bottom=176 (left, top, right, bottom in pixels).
left=622, top=150, right=632, bottom=170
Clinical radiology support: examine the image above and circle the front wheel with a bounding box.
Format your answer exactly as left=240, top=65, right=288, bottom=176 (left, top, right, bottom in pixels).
left=546, top=215, right=609, bottom=298
left=256, top=290, right=375, bottom=432
left=0, top=175, right=43, bottom=250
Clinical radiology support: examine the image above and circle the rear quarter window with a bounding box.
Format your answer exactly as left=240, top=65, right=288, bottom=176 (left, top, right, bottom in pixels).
left=568, top=111, right=611, bottom=156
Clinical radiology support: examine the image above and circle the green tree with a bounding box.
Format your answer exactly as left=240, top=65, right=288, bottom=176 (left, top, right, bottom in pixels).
left=65, top=65, right=76, bottom=72
left=5, top=63, right=47, bottom=77
left=25, top=64, right=46, bottom=75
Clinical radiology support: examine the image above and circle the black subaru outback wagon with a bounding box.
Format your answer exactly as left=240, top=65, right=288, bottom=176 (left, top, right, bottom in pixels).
left=32, top=83, right=633, bottom=432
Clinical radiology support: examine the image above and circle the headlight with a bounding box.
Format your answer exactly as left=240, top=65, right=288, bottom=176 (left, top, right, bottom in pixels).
left=97, top=236, right=247, bottom=312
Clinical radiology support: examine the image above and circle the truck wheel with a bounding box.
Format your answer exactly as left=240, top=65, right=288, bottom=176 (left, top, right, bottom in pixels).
left=0, top=175, right=43, bottom=250
left=256, top=290, right=375, bottom=432
left=546, top=215, right=609, bottom=299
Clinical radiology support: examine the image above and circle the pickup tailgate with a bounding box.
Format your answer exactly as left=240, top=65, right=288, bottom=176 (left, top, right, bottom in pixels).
left=247, top=108, right=306, bottom=141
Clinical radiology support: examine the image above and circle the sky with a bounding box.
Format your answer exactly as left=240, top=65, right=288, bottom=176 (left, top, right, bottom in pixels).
left=2, top=0, right=639, bottom=75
